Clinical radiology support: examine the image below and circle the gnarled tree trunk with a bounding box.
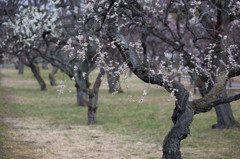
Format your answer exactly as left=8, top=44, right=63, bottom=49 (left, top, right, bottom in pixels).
left=163, top=105, right=194, bottom=159
left=194, top=78, right=240, bottom=129
left=190, top=71, right=240, bottom=129
left=30, top=63, right=47, bottom=91
left=209, top=1, right=239, bottom=129
left=107, top=15, right=194, bottom=158
left=212, top=88, right=240, bottom=129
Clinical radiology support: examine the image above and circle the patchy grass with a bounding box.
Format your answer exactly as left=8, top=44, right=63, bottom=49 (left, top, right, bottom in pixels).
left=0, top=66, right=240, bottom=159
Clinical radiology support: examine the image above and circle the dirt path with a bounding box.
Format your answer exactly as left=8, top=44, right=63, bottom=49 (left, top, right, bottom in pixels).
left=2, top=117, right=161, bottom=159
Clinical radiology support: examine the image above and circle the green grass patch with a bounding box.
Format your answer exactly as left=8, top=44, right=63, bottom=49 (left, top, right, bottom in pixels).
left=0, top=66, right=240, bottom=159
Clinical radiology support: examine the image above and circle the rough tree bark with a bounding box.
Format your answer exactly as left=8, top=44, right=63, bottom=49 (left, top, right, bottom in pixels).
left=107, top=16, right=194, bottom=158
left=30, top=63, right=47, bottom=91
left=76, top=84, right=88, bottom=106
left=48, top=67, right=58, bottom=86
left=212, top=88, right=240, bottom=128
left=104, top=1, right=240, bottom=158
left=88, top=69, right=105, bottom=125
left=191, top=75, right=240, bottom=128
left=18, top=59, right=24, bottom=75
left=75, top=74, right=89, bottom=106
left=107, top=68, right=124, bottom=94
left=163, top=104, right=194, bottom=159
left=208, top=1, right=239, bottom=129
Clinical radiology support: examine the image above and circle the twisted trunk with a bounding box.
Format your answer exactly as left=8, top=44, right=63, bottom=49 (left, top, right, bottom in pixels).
left=30, top=63, right=47, bottom=91
left=163, top=105, right=194, bottom=159
left=190, top=74, right=240, bottom=128
left=107, top=18, right=194, bottom=158
left=105, top=2, right=240, bottom=157
left=212, top=88, right=240, bottom=129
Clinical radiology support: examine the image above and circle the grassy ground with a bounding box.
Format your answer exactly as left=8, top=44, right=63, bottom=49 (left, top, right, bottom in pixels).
left=0, top=66, right=240, bottom=159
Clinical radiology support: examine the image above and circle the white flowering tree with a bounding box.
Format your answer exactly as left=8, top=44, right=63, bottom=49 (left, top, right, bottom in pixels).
left=2, top=0, right=240, bottom=158
left=40, top=0, right=126, bottom=110
left=107, top=0, right=240, bottom=129
left=1, top=0, right=123, bottom=124
left=0, top=0, right=49, bottom=90
left=80, top=0, right=240, bottom=158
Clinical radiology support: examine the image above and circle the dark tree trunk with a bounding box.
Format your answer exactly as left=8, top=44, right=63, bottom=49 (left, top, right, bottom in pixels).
left=88, top=69, right=105, bottom=125
left=163, top=105, right=194, bottom=159
left=209, top=1, right=239, bottom=129
left=107, top=17, right=194, bottom=158
left=76, top=84, right=88, bottom=106
left=75, top=78, right=88, bottom=106
left=48, top=67, right=58, bottom=86
left=107, top=69, right=123, bottom=94
left=212, top=88, right=240, bottom=129
left=191, top=74, right=240, bottom=129
left=88, top=91, right=98, bottom=125
left=30, top=63, right=47, bottom=91
left=141, top=32, right=148, bottom=63
left=18, top=60, right=24, bottom=75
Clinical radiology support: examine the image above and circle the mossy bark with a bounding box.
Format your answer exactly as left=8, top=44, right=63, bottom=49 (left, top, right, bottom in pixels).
left=212, top=88, right=240, bottom=129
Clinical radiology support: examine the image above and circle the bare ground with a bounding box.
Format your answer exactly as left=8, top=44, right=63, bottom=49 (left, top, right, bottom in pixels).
left=2, top=117, right=161, bottom=159
left=0, top=75, right=162, bottom=159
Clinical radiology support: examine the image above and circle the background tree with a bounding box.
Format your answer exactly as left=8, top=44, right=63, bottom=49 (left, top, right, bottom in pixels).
left=1, top=0, right=121, bottom=124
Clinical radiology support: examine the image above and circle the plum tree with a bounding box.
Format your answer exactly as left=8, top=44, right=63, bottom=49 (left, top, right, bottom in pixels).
left=1, top=0, right=240, bottom=158
left=86, top=0, right=240, bottom=158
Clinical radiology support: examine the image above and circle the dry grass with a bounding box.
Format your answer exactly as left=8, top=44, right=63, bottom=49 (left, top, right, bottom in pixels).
left=0, top=67, right=240, bottom=159
left=3, top=117, right=161, bottom=159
